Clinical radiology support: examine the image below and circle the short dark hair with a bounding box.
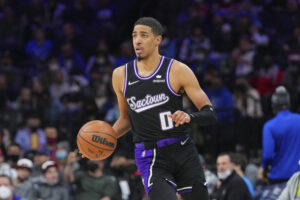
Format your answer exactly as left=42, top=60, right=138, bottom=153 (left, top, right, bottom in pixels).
left=229, top=152, right=248, bottom=172
left=134, top=17, right=163, bottom=36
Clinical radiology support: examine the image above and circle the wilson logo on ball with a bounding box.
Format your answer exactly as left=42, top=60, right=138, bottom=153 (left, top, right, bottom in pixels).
left=91, top=135, right=115, bottom=148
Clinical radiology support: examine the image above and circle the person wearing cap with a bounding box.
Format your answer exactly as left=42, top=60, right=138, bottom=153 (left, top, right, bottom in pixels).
left=13, top=158, right=34, bottom=199
left=261, top=86, right=300, bottom=184
left=31, top=160, right=69, bottom=200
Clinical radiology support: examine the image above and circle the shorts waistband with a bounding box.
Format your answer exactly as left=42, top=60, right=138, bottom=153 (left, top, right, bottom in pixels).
left=135, top=134, right=189, bottom=149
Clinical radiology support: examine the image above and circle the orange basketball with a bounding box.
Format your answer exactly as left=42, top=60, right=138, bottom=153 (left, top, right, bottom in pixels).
left=77, top=120, right=117, bottom=160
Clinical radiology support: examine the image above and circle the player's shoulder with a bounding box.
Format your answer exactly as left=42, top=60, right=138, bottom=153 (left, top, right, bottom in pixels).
left=170, top=59, right=193, bottom=74
left=112, top=65, right=126, bottom=79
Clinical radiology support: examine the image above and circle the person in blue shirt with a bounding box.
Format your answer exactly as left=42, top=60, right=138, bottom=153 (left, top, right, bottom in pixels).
left=262, top=86, right=300, bottom=183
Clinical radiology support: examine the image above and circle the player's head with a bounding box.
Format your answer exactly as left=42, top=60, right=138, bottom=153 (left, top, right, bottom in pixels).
left=271, top=86, right=290, bottom=114
left=133, top=17, right=163, bottom=61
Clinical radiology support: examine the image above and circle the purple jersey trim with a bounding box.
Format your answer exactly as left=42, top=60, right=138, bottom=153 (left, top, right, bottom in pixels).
left=166, top=59, right=181, bottom=96
left=134, top=56, right=165, bottom=80
left=123, top=64, right=128, bottom=96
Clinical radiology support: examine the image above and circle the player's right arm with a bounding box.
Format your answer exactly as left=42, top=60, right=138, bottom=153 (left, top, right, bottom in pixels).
left=112, top=65, right=131, bottom=138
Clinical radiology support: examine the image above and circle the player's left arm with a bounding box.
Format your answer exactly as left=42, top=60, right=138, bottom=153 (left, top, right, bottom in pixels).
left=168, top=61, right=217, bottom=127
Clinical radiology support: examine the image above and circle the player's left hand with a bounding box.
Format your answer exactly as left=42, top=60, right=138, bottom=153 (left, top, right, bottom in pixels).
left=168, top=110, right=191, bottom=127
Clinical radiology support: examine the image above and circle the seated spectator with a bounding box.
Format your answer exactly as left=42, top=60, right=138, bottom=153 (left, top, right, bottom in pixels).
left=0, top=148, right=17, bottom=179
left=31, top=160, right=69, bottom=200
left=64, top=151, right=118, bottom=200
left=0, top=174, right=25, bottom=200
left=211, top=153, right=252, bottom=200
left=203, top=67, right=234, bottom=122
left=278, top=171, right=300, bottom=200
left=14, top=112, right=47, bottom=153
left=31, top=150, right=51, bottom=178
left=13, top=158, right=34, bottom=199
left=198, top=154, right=218, bottom=196
left=230, top=152, right=255, bottom=197
left=5, top=143, right=22, bottom=178
left=252, top=54, right=283, bottom=97
left=25, top=27, right=53, bottom=62
left=110, top=150, right=145, bottom=200
left=233, top=78, right=263, bottom=118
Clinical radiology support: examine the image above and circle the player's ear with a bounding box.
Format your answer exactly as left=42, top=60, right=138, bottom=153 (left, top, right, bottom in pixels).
left=155, top=35, right=162, bottom=46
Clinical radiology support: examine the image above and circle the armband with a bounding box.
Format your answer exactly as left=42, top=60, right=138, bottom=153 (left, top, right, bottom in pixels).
left=189, top=105, right=217, bottom=126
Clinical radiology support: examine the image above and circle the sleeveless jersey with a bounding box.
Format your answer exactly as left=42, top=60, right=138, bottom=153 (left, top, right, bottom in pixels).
left=123, top=56, right=187, bottom=143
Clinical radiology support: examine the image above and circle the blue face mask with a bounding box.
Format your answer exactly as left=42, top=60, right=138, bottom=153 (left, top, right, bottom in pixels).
left=56, top=151, right=67, bottom=159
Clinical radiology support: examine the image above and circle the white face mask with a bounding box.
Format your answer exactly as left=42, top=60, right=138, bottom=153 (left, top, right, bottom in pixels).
left=218, top=169, right=232, bottom=180
left=0, top=185, right=12, bottom=199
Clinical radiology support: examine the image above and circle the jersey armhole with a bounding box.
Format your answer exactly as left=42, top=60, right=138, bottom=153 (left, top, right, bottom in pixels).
left=166, top=59, right=181, bottom=96
left=122, top=63, right=128, bottom=96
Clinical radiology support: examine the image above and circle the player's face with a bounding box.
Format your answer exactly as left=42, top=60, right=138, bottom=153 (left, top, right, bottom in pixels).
left=132, top=25, right=161, bottom=60
left=217, top=155, right=233, bottom=173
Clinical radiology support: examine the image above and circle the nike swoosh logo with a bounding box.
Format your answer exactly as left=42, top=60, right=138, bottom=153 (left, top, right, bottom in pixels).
left=128, top=80, right=139, bottom=85
left=180, top=137, right=189, bottom=145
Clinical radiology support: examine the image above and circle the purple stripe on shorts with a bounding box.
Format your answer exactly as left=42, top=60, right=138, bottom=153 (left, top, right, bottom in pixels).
left=134, top=56, right=165, bottom=80
left=166, top=59, right=181, bottom=96
left=178, top=189, right=193, bottom=194
left=123, top=64, right=128, bottom=96
left=135, top=148, right=156, bottom=195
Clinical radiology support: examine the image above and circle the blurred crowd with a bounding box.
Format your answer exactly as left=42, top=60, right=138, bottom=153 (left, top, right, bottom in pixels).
left=1, top=0, right=300, bottom=199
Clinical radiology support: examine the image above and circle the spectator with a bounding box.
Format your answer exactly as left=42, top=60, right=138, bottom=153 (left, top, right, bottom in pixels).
left=31, top=150, right=51, bottom=178
left=233, top=78, right=263, bottom=118
left=203, top=67, right=234, bottom=122
left=57, top=42, right=85, bottom=74
left=64, top=151, right=118, bottom=200
left=179, top=24, right=211, bottom=66
left=25, top=27, right=53, bottom=62
left=0, top=174, right=25, bottom=200
left=31, top=160, right=69, bottom=200
left=110, top=150, right=144, bottom=200
left=230, top=152, right=255, bottom=197
left=13, top=158, right=34, bottom=199
left=0, top=148, right=17, bottom=179
left=278, top=171, right=300, bottom=200
left=49, top=69, right=69, bottom=102
left=6, top=143, right=22, bottom=172
left=14, top=112, right=47, bottom=153
left=198, top=154, right=218, bottom=196
left=235, top=36, right=255, bottom=77
left=211, top=153, right=252, bottom=200
left=261, top=86, right=300, bottom=183
left=253, top=54, right=284, bottom=98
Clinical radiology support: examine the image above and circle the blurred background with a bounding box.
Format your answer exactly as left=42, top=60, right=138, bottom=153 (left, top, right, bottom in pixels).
left=0, top=0, right=300, bottom=199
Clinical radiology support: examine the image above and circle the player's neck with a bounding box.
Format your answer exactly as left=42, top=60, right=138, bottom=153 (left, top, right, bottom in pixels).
left=137, top=53, right=161, bottom=72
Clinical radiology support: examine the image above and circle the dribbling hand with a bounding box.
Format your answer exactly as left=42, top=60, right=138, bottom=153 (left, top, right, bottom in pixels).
left=168, top=110, right=191, bottom=127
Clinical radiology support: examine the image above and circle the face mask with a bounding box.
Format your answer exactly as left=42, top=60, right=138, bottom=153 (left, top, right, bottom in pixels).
left=87, top=162, right=98, bottom=172
left=0, top=185, right=12, bottom=199
left=47, top=137, right=57, bottom=144
left=56, top=151, right=67, bottom=159
left=7, top=155, right=20, bottom=163
left=218, top=169, right=232, bottom=180
left=30, top=127, right=38, bottom=132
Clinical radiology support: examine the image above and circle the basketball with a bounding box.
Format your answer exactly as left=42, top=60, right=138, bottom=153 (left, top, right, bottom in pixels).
left=77, top=120, right=117, bottom=160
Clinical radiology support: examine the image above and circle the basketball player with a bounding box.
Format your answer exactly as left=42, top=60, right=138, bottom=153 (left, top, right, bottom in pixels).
left=112, top=17, right=217, bottom=200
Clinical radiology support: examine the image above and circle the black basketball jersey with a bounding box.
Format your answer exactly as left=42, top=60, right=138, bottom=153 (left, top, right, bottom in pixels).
left=123, top=56, right=187, bottom=143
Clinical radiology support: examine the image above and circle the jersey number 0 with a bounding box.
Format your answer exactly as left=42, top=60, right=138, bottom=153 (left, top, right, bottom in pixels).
left=159, top=111, right=174, bottom=131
